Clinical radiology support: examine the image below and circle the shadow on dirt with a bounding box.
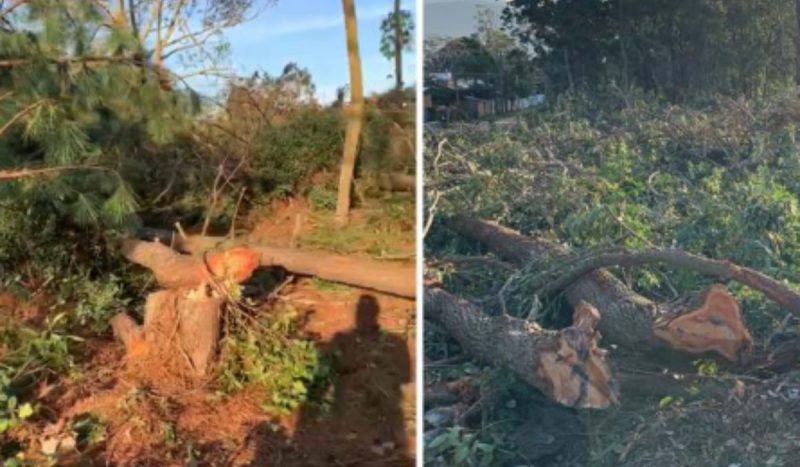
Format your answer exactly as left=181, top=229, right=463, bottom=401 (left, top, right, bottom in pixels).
left=245, top=294, right=414, bottom=466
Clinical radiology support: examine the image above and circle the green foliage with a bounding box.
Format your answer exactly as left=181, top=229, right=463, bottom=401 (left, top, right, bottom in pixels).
left=0, top=2, right=199, bottom=240
left=0, top=199, right=137, bottom=334
left=504, top=0, right=796, bottom=99
left=247, top=108, right=343, bottom=198
left=219, top=307, right=328, bottom=415
left=427, top=92, right=800, bottom=335
left=426, top=427, right=496, bottom=466
left=380, top=8, right=415, bottom=61
left=0, top=314, right=79, bottom=460
left=308, top=185, right=338, bottom=211
left=693, top=359, right=719, bottom=377
left=57, top=274, right=129, bottom=334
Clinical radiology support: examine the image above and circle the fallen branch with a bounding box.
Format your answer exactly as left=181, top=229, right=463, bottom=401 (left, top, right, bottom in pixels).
left=128, top=233, right=415, bottom=298
left=121, top=239, right=260, bottom=289
left=425, top=287, right=618, bottom=408
left=532, top=247, right=800, bottom=316
left=444, top=216, right=754, bottom=361
left=0, top=165, right=112, bottom=181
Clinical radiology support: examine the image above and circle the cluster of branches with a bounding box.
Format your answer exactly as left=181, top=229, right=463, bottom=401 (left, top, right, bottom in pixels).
left=0, top=0, right=268, bottom=82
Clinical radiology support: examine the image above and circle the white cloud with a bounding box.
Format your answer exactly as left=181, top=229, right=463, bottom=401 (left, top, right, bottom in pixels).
left=240, top=4, right=390, bottom=40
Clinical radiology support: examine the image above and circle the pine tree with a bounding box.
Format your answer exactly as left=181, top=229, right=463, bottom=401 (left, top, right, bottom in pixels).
left=380, top=1, right=414, bottom=91
left=0, top=1, right=199, bottom=231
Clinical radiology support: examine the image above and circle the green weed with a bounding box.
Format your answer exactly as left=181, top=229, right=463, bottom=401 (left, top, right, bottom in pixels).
left=219, top=307, right=330, bottom=415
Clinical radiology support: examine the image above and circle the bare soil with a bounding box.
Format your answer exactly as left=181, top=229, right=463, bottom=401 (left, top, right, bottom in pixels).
left=4, top=198, right=416, bottom=466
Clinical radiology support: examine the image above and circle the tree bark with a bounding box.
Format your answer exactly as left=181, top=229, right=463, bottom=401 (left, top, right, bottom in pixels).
left=143, top=289, right=222, bottom=376
left=336, top=0, right=365, bottom=226
left=111, top=288, right=223, bottom=377
left=393, top=0, right=403, bottom=90
left=530, top=247, right=800, bottom=317
left=443, top=216, right=754, bottom=361
left=425, top=287, right=619, bottom=408
left=795, top=0, right=800, bottom=85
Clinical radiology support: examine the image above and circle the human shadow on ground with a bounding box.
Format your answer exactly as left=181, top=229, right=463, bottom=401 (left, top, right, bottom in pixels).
left=246, top=294, right=414, bottom=466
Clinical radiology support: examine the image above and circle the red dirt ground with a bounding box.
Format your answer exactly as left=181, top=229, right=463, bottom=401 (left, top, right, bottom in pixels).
left=3, top=201, right=416, bottom=466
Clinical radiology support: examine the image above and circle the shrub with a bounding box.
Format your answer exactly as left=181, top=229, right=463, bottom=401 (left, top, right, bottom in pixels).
left=218, top=307, right=329, bottom=415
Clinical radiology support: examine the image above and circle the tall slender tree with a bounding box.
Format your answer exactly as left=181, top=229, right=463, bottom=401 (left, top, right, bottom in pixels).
left=380, top=0, right=414, bottom=91
left=393, top=0, right=402, bottom=89
left=335, top=0, right=364, bottom=226
left=795, top=0, right=800, bottom=84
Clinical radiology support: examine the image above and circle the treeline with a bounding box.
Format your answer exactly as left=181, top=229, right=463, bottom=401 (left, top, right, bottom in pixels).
left=504, top=0, right=800, bottom=101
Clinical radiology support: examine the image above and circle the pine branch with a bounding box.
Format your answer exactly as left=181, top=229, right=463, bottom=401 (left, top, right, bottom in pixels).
left=0, top=55, right=147, bottom=68
left=0, top=98, right=47, bottom=137
left=0, top=165, right=113, bottom=181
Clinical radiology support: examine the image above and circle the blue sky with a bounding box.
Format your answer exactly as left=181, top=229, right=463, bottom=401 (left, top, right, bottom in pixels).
left=188, top=0, right=416, bottom=103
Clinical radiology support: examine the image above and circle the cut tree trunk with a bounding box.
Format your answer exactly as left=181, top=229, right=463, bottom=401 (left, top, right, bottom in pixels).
left=444, top=216, right=754, bottom=362
left=425, top=287, right=619, bottom=408
left=143, top=289, right=223, bottom=376
left=121, top=240, right=260, bottom=289
left=117, top=235, right=413, bottom=375
left=130, top=233, right=416, bottom=298
left=111, top=287, right=223, bottom=376
left=113, top=239, right=262, bottom=376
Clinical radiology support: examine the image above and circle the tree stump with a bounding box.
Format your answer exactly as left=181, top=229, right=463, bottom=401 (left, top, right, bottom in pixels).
left=112, top=239, right=260, bottom=376
left=142, top=288, right=223, bottom=376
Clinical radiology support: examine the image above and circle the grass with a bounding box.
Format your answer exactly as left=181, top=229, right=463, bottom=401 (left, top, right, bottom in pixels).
left=309, top=278, right=351, bottom=293
left=300, top=194, right=414, bottom=260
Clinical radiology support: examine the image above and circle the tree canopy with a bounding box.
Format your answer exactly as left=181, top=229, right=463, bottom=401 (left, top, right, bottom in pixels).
left=504, top=0, right=799, bottom=100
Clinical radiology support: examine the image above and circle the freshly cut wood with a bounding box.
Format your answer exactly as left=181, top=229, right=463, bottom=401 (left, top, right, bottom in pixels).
left=655, top=285, right=753, bottom=361
left=425, top=287, right=619, bottom=408
left=110, top=312, right=146, bottom=357
left=444, top=216, right=754, bottom=361
left=110, top=287, right=223, bottom=376
left=121, top=239, right=259, bottom=289
left=130, top=232, right=416, bottom=298
left=528, top=246, right=800, bottom=317
left=143, top=289, right=223, bottom=376
left=117, top=239, right=258, bottom=376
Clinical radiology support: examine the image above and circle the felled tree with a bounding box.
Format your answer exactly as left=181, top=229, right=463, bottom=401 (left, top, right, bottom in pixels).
left=443, top=216, right=757, bottom=362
